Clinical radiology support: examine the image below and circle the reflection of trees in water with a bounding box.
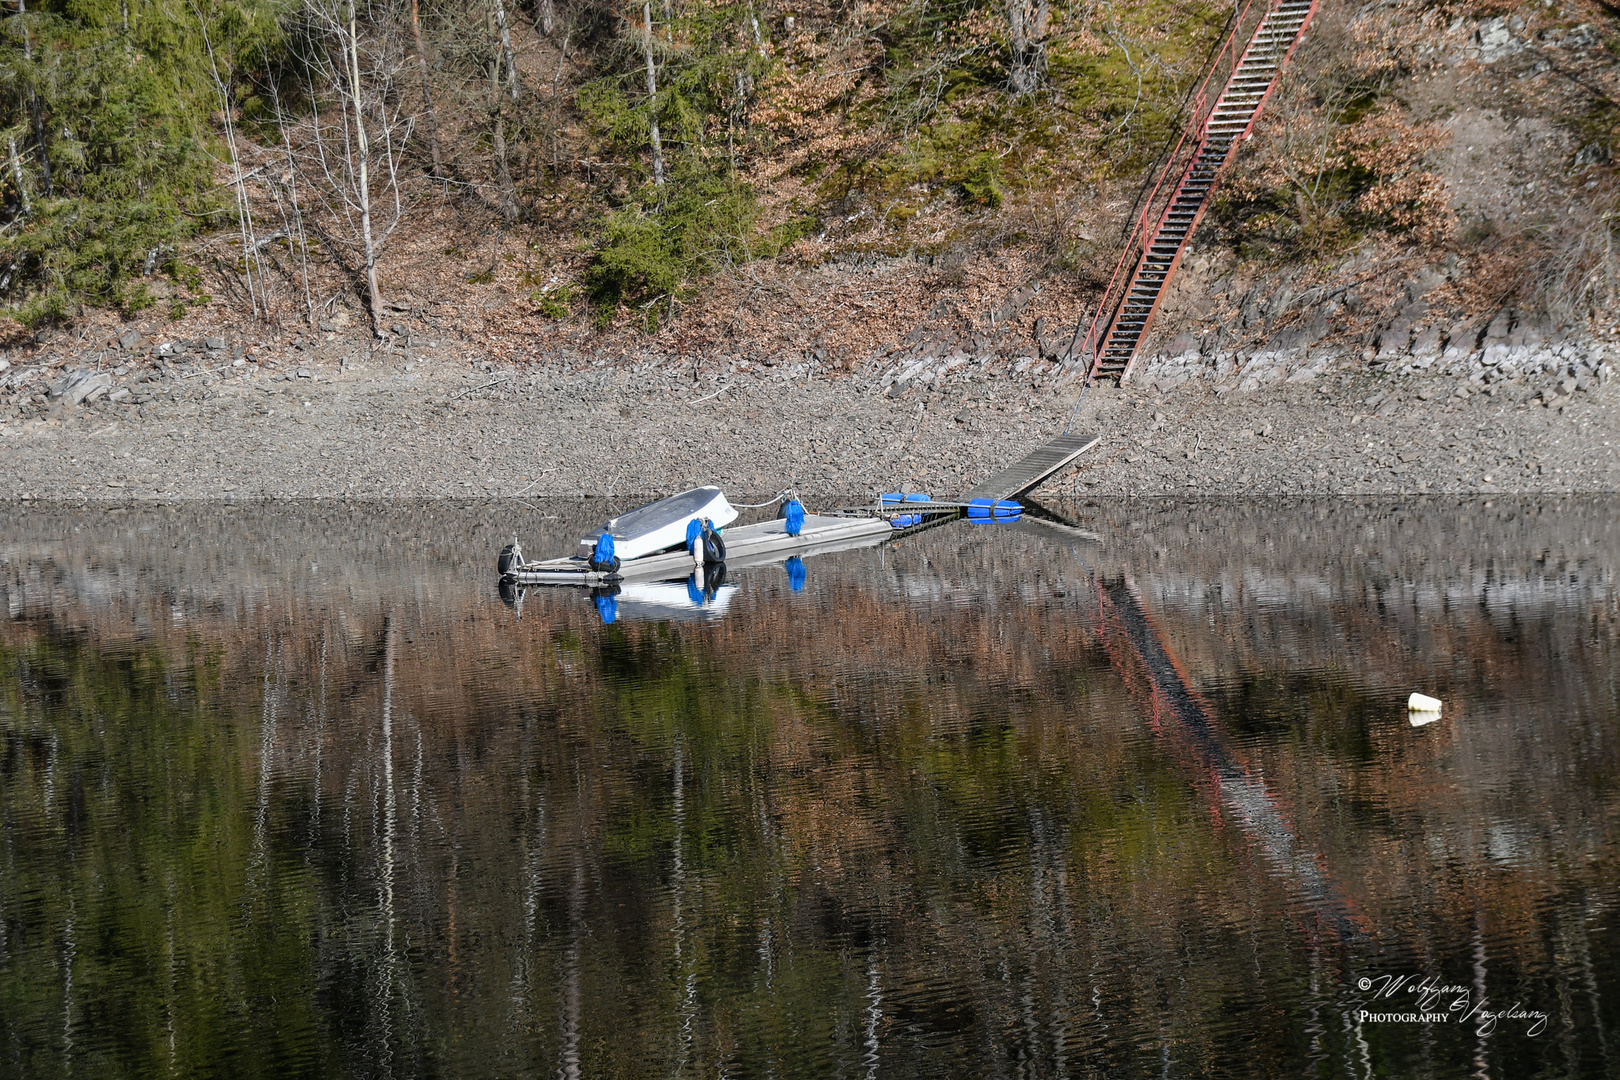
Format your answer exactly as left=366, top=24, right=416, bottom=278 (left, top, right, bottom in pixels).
left=2, top=504, right=1618, bottom=1077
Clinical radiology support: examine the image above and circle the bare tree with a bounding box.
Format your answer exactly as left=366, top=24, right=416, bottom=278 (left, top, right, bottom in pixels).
left=491, top=0, right=521, bottom=101
left=641, top=0, right=663, bottom=185
left=489, top=56, right=519, bottom=220
left=195, top=4, right=273, bottom=320
left=12, top=0, right=53, bottom=196
left=289, top=0, right=415, bottom=335
left=1006, top=0, right=1049, bottom=96
left=407, top=0, right=445, bottom=182
left=551, top=21, right=573, bottom=171
left=8, top=134, right=29, bottom=216
left=267, top=80, right=316, bottom=325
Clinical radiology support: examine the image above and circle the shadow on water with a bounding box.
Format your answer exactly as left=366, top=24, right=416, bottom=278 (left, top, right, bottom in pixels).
left=0, top=497, right=1617, bottom=1078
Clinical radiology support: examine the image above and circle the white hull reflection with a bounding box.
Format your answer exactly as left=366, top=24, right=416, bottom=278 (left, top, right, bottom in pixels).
left=615, top=579, right=739, bottom=622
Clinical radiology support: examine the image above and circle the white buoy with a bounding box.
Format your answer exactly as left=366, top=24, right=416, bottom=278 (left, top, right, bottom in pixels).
left=1407, top=692, right=1442, bottom=713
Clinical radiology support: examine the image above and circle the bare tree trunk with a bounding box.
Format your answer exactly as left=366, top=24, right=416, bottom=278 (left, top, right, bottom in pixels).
left=642, top=1, right=664, bottom=186
left=747, top=1, right=764, bottom=54
left=493, top=112, right=518, bottom=221
left=1006, top=0, right=1049, bottom=96
left=538, top=0, right=554, bottom=36
left=550, top=25, right=572, bottom=172
left=484, top=47, right=519, bottom=221
left=199, top=8, right=270, bottom=320
left=346, top=2, right=385, bottom=335
left=408, top=0, right=444, bottom=182
left=15, top=0, right=54, bottom=197
left=491, top=0, right=521, bottom=101
left=270, top=81, right=316, bottom=325
left=8, top=136, right=30, bottom=217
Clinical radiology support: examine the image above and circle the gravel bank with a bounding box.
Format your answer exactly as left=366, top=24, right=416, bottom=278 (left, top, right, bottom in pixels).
left=3, top=337, right=1618, bottom=503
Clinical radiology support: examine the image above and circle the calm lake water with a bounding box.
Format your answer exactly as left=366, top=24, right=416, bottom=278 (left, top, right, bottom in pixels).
left=2, top=498, right=1618, bottom=1079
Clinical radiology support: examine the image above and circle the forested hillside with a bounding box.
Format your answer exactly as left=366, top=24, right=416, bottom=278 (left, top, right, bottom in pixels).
left=1, top=0, right=1616, bottom=364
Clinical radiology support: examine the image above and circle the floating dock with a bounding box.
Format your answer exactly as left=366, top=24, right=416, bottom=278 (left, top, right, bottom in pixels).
left=502, top=431, right=1102, bottom=588
left=505, top=513, right=893, bottom=586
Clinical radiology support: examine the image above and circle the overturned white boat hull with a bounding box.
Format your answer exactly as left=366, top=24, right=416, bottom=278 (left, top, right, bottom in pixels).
left=581, top=486, right=738, bottom=562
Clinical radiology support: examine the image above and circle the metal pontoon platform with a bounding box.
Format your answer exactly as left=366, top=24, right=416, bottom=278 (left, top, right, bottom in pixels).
left=505, top=513, right=894, bottom=587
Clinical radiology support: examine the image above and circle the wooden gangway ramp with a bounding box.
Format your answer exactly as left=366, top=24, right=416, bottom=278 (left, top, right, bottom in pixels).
left=959, top=432, right=1101, bottom=501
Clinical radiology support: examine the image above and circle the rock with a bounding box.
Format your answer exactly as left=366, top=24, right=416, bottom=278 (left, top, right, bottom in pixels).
left=1477, top=16, right=1523, bottom=62
left=1565, top=23, right=1600, bottom=50
left=1507, top=317, right=1547, bottom=349
left=1270, top=326, right=1314, bottom=352
left=56, top=372, right=112, bottom=406
left=205, top=337, right=226, bottom=351
left=1404, top=268, right=1446, bottom=301
left=119, top=330, right=146, bottom=352
left=296, top=367, right=313, bottom=379
left=49, top=369, right=85, bottom=399
left=1375, top=326, right=1409, bottom=354
left=1483, top=309, right=1513, bottom=346
left=1412, top=325, right=1445, bottom=356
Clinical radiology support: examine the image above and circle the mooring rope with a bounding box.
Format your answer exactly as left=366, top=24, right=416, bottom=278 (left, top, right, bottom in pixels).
left=730, top=488, right=794, bottom=510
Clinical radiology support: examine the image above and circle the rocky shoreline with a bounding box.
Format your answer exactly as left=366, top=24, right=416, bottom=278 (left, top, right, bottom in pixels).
left=2, top=323, right=1617, bottom=503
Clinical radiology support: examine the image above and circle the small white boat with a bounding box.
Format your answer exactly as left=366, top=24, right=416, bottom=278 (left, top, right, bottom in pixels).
left=580, top=486, right=738, bottom=562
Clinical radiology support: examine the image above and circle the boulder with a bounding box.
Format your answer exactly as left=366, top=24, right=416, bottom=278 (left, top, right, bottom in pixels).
left=49, top=370, right=112, bottom=406
left=1477, top=17, right=1524, bottom=62
left=1375, top=323, right=1412, bottom=355
left=1411, top=325, right=1445, bottom=356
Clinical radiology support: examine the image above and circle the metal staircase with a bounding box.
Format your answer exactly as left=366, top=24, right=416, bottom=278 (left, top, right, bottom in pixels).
left=1078, top=0, right=1318, bottom=384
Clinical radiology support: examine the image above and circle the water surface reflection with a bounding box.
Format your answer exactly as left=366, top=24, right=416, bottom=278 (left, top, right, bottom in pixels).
left=1, top=498, right=1616, bottom=1078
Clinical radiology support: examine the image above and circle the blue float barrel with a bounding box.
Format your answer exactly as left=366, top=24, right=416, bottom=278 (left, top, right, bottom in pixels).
left=966, top=499, right=1022, bottom=522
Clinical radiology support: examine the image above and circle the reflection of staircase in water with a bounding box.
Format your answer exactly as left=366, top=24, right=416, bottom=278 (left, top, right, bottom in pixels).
left=1096, top=576, right=1363, bottom=937
left=1081, top=0, right=1318, bottom=384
